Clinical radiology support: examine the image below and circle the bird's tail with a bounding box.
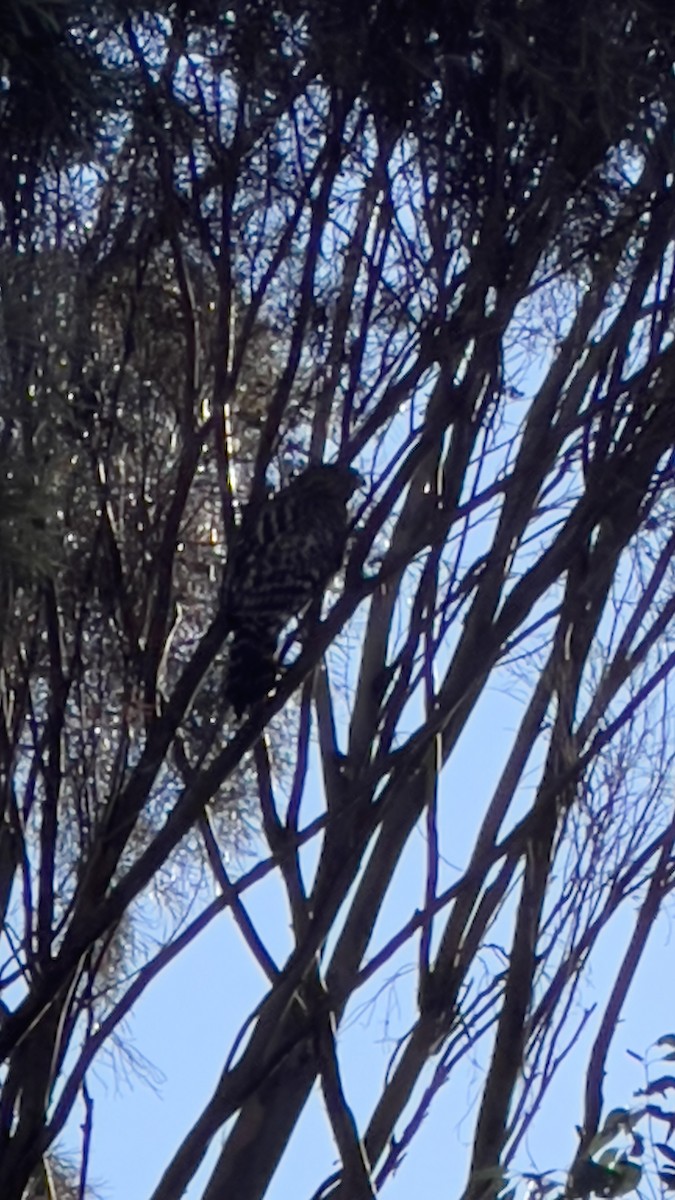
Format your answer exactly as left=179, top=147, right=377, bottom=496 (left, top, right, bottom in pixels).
left=225, top=629, right=277, bottom=717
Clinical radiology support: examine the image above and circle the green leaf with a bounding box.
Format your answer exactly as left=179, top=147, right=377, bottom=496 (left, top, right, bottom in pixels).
left=644, top=1105, right=675, bottom=1139
left=569, top=1155, right=642, bottom=1200
left=656, top=1144, right=675, bottom=1165
left=569, top=1159, right=617, bottom=1198
left=637, top=1076, right=675, bottom=1098
left=603, top=1109, right=631, bottom=1134
left=610, top=1161, right=641, bottom=1195
left=589, top=1108, right=644, bottom=1155
left=646, top=1104, right=672, bottom=1121
left=588, top=1131, right=618, bottom=1157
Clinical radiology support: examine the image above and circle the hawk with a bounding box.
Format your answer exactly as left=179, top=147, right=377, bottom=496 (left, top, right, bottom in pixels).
left=221, top=463, right=361, bottom=716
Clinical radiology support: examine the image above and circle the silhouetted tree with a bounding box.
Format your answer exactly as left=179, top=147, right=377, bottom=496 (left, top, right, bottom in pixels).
left=1, top=3, right=675, bottom=1198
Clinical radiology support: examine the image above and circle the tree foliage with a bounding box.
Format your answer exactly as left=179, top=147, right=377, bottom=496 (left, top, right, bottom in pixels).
left=1, top=1, right=675, bottom=1198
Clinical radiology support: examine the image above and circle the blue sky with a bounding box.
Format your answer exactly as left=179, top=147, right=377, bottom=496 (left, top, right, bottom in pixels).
left=60, top=678, right=675, bottom=1200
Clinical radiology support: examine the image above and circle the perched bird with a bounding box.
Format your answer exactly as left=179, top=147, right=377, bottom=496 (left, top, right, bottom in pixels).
left=221, top=463, right=361, bottom=716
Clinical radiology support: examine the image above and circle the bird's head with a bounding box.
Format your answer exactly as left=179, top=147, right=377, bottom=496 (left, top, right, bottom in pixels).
left=300, top=463, right=363, bottom=501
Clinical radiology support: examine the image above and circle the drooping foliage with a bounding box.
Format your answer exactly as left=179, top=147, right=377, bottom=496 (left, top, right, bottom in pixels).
left=1, top=2, right=675, bottom=1198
